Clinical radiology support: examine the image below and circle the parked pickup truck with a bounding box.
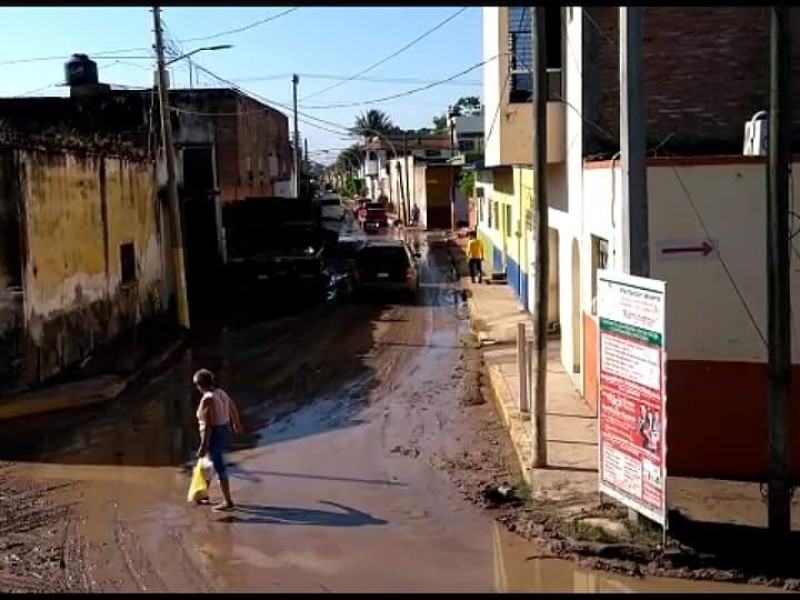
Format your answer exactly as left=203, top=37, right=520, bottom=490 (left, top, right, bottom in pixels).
left=223, top=197, right=337, bottom=302
left=361, top=202, right=389, bottom=234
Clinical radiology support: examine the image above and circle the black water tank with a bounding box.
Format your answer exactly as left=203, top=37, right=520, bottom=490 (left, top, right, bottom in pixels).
left=65, top=54, right=98, bottom=87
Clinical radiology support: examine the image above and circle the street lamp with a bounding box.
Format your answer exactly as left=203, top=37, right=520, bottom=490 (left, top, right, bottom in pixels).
left=163, top=44, right=234, bottom=89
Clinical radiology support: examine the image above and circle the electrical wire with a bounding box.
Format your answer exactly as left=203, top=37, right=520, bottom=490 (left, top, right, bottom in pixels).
left=0, top=47, right=153, bottom=67
left=664, top=156, right=768, bottom=348
left=485, top=73, right=510, bottom=144
left=231, top=72, right=480, bottom=87
left=299, top=54, right=500, bottom=110
left=300, top=7, right=469, bottom=102
left=179, top=7, right=300, bottom=44
left=0, top=7, right=298, bottom=69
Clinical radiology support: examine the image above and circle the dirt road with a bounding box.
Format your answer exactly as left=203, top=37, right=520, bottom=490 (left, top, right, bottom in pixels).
left=0, top=232, right=776, bottom=592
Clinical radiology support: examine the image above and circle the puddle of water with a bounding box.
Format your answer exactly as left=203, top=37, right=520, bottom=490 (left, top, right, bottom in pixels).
left=493, top=523, right=783, bottom=593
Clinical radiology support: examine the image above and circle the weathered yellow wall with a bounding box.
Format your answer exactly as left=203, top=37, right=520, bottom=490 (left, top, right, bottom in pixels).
left=20, top=150, right=167, bottom=382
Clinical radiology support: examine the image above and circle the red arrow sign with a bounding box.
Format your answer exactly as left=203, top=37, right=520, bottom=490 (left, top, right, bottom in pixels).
left=661, top=240, right=714, bottom=257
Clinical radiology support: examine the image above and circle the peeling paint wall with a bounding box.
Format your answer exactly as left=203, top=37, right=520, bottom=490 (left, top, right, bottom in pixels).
left=13, top=149, right=168, bottom=383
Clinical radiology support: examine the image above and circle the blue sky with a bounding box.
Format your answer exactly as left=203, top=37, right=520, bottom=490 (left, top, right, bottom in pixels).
left=0, top=6, right=482, bottom=163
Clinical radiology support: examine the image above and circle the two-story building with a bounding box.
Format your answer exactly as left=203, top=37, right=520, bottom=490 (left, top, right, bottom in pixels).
left=452, top=109, right=485, bottom=165
left=479, top=6, right=800, bottom=481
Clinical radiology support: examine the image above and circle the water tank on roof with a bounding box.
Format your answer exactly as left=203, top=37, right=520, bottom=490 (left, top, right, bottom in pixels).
left=65, top=54, right=99, bottom=87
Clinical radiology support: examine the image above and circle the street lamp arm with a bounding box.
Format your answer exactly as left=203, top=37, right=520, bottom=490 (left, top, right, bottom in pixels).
left=164, top=44, right=233, bottom=66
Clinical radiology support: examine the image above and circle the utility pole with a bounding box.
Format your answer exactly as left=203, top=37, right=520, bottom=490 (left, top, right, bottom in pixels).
left=153, top=5, right=191, bottom=330
left=404, top=131, right=411, bottom=222
left=620, top=7, right=649, bottom=277
left=448, top=107, right=456, bottom=230
left=766, top=5, right=792, bottom=542
left=531, top=5, right=549, bottom=468
left=304, top=137, right=309, bottom=195
left=292, top=74, right=301, bottom=198
left=619, top=7, right=649, bottom=527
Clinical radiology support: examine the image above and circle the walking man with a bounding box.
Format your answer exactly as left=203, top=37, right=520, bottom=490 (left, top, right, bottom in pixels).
left=467, top=230, right=484, bottom=284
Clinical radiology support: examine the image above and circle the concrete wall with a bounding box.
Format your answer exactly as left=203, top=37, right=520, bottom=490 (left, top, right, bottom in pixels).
left=580, top=156, right=800, bottom=479
left=14, top=149, right=168, bottom=383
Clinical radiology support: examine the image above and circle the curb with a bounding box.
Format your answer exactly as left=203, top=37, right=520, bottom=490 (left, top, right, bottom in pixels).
left=0, top=335, right=187, bottom=422
left=466, top=290, right=533, bottom=486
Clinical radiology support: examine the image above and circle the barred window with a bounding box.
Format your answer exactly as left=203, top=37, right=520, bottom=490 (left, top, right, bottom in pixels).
left=507, top=7, right=564, bottom=104
left=508, top=7, right=532, bottom=103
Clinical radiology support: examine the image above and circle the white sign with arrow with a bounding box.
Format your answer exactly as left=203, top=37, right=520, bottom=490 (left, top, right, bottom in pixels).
left=656, top=238, right=717, bottom=261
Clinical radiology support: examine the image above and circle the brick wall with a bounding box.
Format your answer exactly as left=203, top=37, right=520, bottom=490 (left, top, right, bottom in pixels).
left=204, top=94, right=292, bottom=203
left=582, top=7, right=800, bottom=157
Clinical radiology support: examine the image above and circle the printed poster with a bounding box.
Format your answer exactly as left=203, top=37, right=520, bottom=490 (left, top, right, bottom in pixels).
left=596, top=270, right=667, bottom=526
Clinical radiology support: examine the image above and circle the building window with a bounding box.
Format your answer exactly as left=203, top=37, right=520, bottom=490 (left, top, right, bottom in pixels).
left=508, top=7, right=563, bottom=104
left=120, top=242, right=136, bottom=285
left=490, top=201, right=498, bottom=229
left=458, top=139, right=476, bottom=152
left=590, top=235, right=609, bottom=315
left=508, top=7, right=532, bottom=103
left=504, top=204, right=512, bottom=234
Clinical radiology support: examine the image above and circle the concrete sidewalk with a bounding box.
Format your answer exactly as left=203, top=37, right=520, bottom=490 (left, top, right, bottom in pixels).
left=465, top=271, right=800, bottom=529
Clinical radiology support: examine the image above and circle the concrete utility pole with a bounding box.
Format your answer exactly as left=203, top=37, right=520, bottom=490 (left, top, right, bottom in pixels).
left=153, top=4, right=191, bottom=330
left=304, top=137, right=310, bottom=191
left=766, top=5, right=792, bottom=541
left=292, top=74, right=301, bottom=198
left=448, top=107, right=457, bottom=230
left=620, top=7, right=649, bottom=277
left=404, top=131, right=411, bottom=221
left=531, top=5, right=549, bottom=469
left=619, top=6, right=649, bottom=527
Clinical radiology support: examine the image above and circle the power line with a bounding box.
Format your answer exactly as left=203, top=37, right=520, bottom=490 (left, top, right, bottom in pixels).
left=230, top=72, right=481, bottom=87
left=179, top=7, right=300, bottom=43
left=485, top=73, right=510, bottom=143
left=0, top=7, right=299, bottom=69
left=0, top=48, right=153, bottom=67
left=664, top=155, right=767, bottom=348
left=299, top=54, right=500, bottom=110
left=300, top=7, right=469, bottom=102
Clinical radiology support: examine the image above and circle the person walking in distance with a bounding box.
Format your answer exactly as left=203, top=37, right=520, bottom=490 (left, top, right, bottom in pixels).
left=194, top=368, right=244, bottom=512
left=467, top=230, right=485, bottom=284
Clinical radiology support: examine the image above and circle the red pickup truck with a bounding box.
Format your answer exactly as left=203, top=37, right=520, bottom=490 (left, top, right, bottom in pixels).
left=361, top=202, right=388, bottom=233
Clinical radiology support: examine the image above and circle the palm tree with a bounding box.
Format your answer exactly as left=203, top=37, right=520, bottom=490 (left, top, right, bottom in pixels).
left=351, top=109, right=395, bottom=138
left=336, top=143, right=363, bottom=174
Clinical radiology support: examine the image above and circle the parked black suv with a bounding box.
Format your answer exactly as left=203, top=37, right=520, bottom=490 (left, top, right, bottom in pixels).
left=354, top=240, right=421, bottom=302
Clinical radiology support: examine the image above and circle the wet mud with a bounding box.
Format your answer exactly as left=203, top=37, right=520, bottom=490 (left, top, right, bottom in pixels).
left=0, top=229, right=784, bottom=592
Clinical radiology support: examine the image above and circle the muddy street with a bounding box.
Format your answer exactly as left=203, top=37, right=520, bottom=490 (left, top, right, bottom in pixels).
left=0, top=232, right=777, bottom=593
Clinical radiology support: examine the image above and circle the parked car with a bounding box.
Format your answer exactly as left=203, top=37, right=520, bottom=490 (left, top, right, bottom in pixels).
left=362, top=202, right=388, bottom=233
left=354, top=239, right=421, bottom=302
left=317, top=194, right=345, bottom=222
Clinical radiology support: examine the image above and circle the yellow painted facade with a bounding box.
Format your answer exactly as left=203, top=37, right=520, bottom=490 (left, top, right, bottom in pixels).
left=18, top=150, right=168, bottom=382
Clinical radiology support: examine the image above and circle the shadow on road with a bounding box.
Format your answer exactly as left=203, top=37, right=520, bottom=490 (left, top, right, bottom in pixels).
left=665, top=510, right=800, bottom=580
left=215, top=500, right=388, bottom=528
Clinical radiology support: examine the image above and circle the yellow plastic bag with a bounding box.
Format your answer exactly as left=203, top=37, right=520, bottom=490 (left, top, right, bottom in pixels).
left=187, top=460, right=209, bottom=503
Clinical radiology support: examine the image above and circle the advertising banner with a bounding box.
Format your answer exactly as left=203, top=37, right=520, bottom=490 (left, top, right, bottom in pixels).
left=596, top=270, right=667, bottom=526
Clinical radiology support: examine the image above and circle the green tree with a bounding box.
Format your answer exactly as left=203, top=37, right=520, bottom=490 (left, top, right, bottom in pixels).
left=432, top=96, right=483, bottom=131
left=458, top=170, right=475, bottom=198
